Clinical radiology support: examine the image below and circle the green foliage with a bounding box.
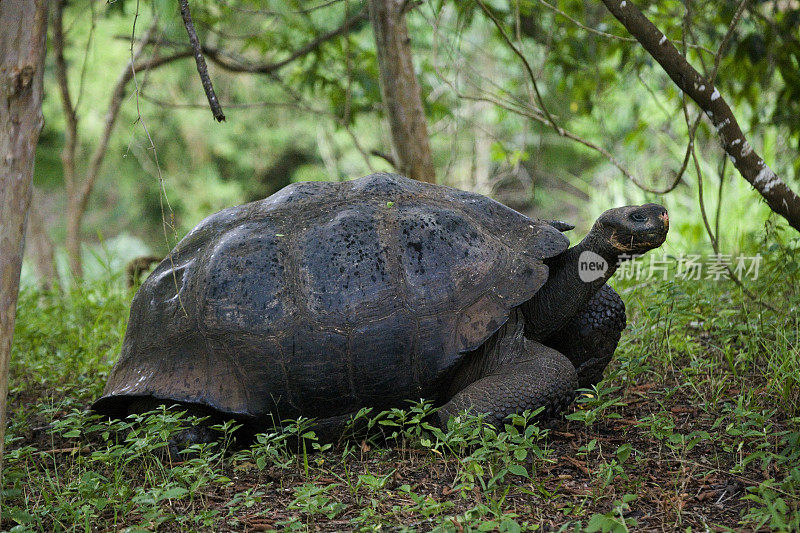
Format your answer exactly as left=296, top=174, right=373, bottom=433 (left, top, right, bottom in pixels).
left=567, top=383, right=627, bottom=426
left=6, top=252, right=800, bottom=530
left=33, top=0, right=800, bottom=278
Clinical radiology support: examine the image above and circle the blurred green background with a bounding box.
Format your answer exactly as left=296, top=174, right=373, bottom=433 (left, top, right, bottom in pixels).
left=24, top=0, right=800, bottom=285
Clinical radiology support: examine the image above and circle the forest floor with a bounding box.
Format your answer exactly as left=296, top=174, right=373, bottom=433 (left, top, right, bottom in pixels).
left=3, top=267, right=799, bottom=532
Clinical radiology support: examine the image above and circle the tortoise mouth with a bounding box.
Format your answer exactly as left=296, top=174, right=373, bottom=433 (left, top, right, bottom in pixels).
left=610, top=229, right=668, bottom=253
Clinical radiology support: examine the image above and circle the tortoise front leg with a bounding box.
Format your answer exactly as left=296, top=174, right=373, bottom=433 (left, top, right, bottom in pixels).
left=544, top=284, right=626, bottom=389
left=437, top=338, right=578, bottom=429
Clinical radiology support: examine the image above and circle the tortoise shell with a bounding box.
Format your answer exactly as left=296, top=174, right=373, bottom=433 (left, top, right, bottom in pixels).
left=94, top=173, right=569, bottom=421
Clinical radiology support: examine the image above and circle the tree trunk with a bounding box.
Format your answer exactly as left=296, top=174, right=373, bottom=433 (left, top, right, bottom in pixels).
left=0, top=0, right=48, bottom=520
left=369, top=0, right=436, bottom=183
left=53, top=0, right=83, bottom=278
left=27, top=187, right=58, bottom=289
left=65, top=199, right=83, bottom=278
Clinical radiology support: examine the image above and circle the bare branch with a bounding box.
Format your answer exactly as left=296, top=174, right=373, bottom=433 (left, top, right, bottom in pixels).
left=217, top=0, right=349, bottom=16
left=601, top=0, right=800, bottom=232
left=639, top=1, right=746, bottom=197
left=53, top=0, right=83, bottom=276
left=473, top=0, right=690, bottom=193
left=714, top=155, right=726, bottom=241
left=535, top=0, right=714, bottom=55
left=475, top=0, right=562, bottom=135
left=370, top=149, right=396, bottom=168
left=178, top=0, right=225, bottom=121
left=134, top=49, right=194, bottom=70
left=125, top=7, right=368, bottom=76
left=538, top=0, right=637, bottom=43
left=218, top=7, right=367, bottom=74
left=343, top=0, right=353, bottom=124
left=681, top=91, right=776, bottom=311
left=426, top=4, right=687, bottom=193
left=73, top=0, right=97, bottom=111
left=710, top=0, right=747, bottom=84
left=457, top=92, right=647, bottom=188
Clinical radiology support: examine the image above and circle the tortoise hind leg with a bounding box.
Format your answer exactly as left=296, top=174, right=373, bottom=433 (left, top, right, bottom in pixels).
left=437, top=334, right=578, bottom=429
left=544, top=284, right=626, bottom=389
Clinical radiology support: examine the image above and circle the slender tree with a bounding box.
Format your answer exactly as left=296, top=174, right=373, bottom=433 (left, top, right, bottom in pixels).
left=52, top=1, right=169, bottom=278
left=369, top=0, right=436, bottom=183
left=0, top=0, right=49, bottom=519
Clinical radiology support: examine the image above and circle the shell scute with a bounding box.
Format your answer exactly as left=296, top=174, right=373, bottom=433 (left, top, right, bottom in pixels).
left=396, top=204, right=499, bottom=314
left=299, top=206, right=396, bottom=324
left=200, top=221, right=289, bottom=335
left=279, top=326, right=351, bottom=416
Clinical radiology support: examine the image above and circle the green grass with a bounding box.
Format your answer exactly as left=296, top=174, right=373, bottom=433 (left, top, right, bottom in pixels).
left=3, top=242, right=800, bottom=532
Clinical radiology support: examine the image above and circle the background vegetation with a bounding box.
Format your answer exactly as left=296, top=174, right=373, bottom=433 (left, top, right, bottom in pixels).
left=3, top=0, right=800, bottom=530
left=5, top=250, right=800, bottom=530
left=23, top=0, right=800, bottom=284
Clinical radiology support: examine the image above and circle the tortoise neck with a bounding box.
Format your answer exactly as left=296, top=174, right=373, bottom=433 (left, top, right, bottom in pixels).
left=522, top=232, right=621, bottom=340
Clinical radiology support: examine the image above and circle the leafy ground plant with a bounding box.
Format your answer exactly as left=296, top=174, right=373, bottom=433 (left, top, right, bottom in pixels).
left=3, top=248, right=800, bottom=531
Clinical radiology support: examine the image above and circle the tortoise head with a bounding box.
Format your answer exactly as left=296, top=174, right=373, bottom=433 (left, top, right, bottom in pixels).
left=592, top=203, right=669, bottom=256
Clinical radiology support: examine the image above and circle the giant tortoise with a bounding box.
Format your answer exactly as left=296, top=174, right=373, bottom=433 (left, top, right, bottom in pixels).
left=94, top=173, right=668, bottom=439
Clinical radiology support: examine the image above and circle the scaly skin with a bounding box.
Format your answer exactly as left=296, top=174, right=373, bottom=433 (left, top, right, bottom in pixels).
left=436, top=312, right=578, bottom=428
left=524, top=203, right=667, bottom=340
left=545, top=284, right=626, bottom=389
left=437, top=344, right=578, bottom=428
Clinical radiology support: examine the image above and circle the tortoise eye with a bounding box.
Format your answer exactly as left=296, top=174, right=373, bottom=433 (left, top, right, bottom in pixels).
left=630, top=212, right=648, bottom=222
